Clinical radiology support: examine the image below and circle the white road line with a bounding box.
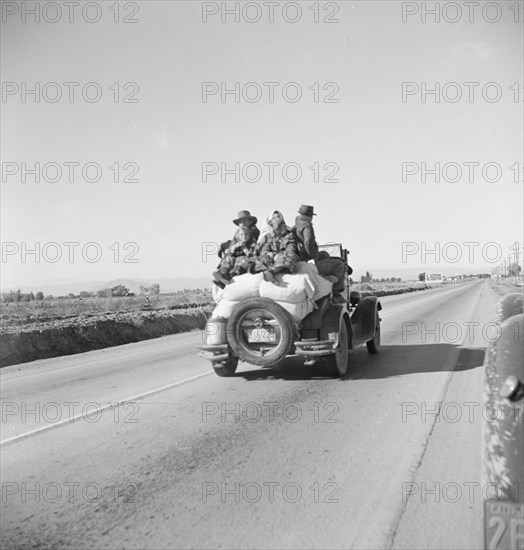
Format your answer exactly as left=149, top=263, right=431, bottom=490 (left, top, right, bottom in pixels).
left=1, top=338, right=199, bottom=384
left=0, top=370, right=214, bottom=446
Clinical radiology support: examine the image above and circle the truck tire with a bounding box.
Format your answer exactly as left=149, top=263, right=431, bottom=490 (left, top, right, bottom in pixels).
left=324, top=316, right=350, bottom=377
left=226, top=298, right=296, bottom=367
left=212, top=355, right=239, bottom=377
left=366, top=314, right=381, bottom=354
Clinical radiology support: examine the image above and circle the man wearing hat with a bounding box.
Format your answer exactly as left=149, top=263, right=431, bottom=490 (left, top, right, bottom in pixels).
left=293, top=205, right=319, bottom=263
left=292, top=205, right=349, bottom=303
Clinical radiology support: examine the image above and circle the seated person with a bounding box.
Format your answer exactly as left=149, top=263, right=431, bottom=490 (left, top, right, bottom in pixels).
left=218, top=210, right=260, bottom=259
left=292, top=204, right=349, bottom=303
left=255, top=211, right=298, bottom=282
left=317, top=251, right=351, bottom=294
left=234, top=210, right=260, bottom=241
left=213, top=226, right=257, bottom=288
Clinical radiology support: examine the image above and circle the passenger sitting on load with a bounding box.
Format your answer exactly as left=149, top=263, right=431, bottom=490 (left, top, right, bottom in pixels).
left=292, top=204, right=350, bottom=304
left=213, top=226, right=257, bottom=288
left=218, top=210, right=260, bottom=259
left=254, top=211, right=299, bottom=283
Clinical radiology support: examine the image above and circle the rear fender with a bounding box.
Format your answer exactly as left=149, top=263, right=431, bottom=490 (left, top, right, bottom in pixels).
left=302, top=296, right=331, bottom=331
left=319, top=304, right=346, bottom=343
left=300, top=296, right=331, bottom=340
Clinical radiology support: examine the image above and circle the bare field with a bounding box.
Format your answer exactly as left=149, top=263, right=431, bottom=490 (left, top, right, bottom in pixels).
left=0, top=293, right=213, bottom=330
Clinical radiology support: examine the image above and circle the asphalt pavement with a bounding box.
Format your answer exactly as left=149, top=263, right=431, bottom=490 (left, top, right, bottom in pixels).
left=1, top=280, right=498, bottom=549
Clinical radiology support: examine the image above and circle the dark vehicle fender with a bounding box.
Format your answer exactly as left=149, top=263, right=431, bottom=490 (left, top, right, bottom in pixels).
left=483, top=313, right=524, bottom=500
left=351, top=296, right=380, bottom=345
left=483, top=311, right=524, bottom=549
left=319, top=304, right=347, bottom=342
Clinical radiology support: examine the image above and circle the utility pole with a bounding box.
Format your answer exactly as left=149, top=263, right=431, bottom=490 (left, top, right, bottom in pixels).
left=514, top=244, right=521, bottom=271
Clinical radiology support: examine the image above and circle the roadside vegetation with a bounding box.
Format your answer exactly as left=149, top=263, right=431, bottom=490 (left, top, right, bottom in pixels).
left=490, top=276, right=524, bottom=297
left=0, top=285, right=214, bottom=367
left=1, top=286, right=213, bottom=330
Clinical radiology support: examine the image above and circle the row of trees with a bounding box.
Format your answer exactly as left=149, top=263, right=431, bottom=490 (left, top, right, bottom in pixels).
left=417, top=272, right=495, bottom=281
left=173, top=288, right=209, bottom=295
left=358, top=272, right=402, bottom=283
left=506, top=263, right=522, bottom=276
left=2, top=290, right=45, bottom=303
left=2, top=284, right=162, bottom=304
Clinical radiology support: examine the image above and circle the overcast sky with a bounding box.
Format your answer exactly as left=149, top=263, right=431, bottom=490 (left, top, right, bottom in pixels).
left=1, top=0, right=523, bottom=288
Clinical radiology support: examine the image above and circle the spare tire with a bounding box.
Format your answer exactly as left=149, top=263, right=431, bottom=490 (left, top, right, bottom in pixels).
left=226, top=298, right=296, bottom=367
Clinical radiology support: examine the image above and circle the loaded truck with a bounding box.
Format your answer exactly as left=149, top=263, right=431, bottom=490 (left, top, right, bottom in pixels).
left=198, top=243, right=382, bottom=378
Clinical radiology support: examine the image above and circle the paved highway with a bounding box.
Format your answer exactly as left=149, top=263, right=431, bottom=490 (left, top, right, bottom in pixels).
left=1, top=280, right=498, bottom=549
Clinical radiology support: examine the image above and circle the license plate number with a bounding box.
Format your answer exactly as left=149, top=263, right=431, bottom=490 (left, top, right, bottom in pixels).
left=247, top=328, right=276, bottom=343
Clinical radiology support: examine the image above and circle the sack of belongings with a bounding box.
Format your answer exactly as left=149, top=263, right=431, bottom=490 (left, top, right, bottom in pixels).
left=212, top=273, right=262, bottom=303
left=259, top=271, right=315, bottom=303
left=222, top=272, right=263, bottom=301
left=210, top=261, right=334, bottom=322
left=295, top=262, right=333, bottom=301
left=211, top=299, right=240, bottom=319
left=276, top=299, right=315, bottom=322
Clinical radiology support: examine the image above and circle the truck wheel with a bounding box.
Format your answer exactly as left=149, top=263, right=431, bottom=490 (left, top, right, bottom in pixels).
left=212, top=356, right=239, bottom=377
left=366, top=317, right=381, bottom=354
left=325, top=317, right=350, bottom=377
left=226, top=298, right=296, bottom=367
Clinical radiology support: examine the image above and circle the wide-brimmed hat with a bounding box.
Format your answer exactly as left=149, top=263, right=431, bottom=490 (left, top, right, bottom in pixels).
left=233, top=210, right=258, bottom=225
left=298, top=205, right=316, bottom=216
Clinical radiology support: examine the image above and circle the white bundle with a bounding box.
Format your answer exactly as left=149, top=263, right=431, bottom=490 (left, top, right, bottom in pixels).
left=211, top=299, right=240, bottom=320
left=260, top=271, right=315, bottom=303
left=222, top=273, right=263, bottom=301
left=276, top=299, right=315, bottom=322
left=295, top=261, right=333, bottom=301
left=210, top=261, right=332, bottom=321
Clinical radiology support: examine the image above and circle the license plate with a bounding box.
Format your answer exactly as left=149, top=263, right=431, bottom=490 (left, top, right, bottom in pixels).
left=247, top=328, right=276, bottom=343
left=485, top=501, right=524, bottom=550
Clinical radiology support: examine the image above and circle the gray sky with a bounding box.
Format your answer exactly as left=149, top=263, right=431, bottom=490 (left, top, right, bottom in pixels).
left=1, top=0, right=523, bottom=287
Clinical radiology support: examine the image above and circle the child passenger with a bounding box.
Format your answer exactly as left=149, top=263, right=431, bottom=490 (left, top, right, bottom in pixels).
left=212, top=226, right=257, bottom=288
left=217, top=210, right=260, bottom=259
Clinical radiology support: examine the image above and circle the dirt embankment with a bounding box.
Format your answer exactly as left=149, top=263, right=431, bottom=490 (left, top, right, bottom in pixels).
left=355, top=282, right=432, bottom=297
left=0, top=307, right=212, bottom=368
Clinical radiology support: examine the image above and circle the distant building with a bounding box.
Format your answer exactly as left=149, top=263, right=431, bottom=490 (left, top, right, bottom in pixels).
left=426, top=273, right=444, bottom=283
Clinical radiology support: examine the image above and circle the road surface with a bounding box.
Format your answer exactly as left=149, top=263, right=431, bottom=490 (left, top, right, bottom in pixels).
left=1, top=280, right=499, bottom=549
